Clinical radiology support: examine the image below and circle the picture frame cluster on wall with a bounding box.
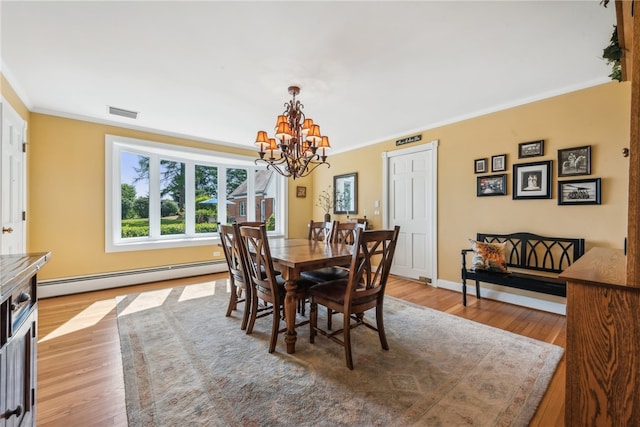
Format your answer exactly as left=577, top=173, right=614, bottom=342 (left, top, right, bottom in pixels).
left=475, top=154, right=507, bottom=175
left=476, top=153, right=508, bottom=196
left=556, top=145, right=600, bottom=205
left=474, top=140, right=602, bottom=205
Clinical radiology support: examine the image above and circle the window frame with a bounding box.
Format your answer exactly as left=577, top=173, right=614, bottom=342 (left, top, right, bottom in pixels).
left=105, top=134, right=287, bottom=252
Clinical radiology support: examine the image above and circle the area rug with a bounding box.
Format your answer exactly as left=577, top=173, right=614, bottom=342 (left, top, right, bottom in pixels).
left=116, top=278, right=563, bottom=426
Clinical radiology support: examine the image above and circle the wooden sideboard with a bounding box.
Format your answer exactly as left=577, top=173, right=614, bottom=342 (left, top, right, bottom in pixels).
left=561, top=248, right=640, bottom=425
left=0, top=253, right=49, bottom=427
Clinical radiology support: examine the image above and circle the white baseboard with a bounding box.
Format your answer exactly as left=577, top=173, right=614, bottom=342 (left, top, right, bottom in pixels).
left=38, top=261, right=229, bottom=298
left=435, top=278, right=567, bottom=315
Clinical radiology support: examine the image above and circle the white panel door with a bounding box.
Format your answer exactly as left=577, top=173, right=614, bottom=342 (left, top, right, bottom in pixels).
left=384, top=142, right=437, bottom=282
left=1, top=100, right=26, bottom=254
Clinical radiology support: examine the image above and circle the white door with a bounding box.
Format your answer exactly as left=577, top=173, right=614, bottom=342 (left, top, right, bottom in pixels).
left=1, top=99, right=27, bottom=254
left=383, top=141, right=438, bottom=282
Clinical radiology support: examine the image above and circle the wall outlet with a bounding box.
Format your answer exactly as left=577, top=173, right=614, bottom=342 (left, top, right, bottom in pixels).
left=374, top=210, right=380, bottom=216
left=213, top=251, right=221, bottom=256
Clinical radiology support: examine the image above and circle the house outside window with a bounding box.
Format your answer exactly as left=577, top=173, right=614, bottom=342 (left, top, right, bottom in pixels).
left=106, top=135, right=286, bottom=252
left=227, top=169, right=277, bottom=228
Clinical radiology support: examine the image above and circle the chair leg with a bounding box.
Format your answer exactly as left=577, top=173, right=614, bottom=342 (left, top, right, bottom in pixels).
left=240, top=287, right=250, bottom=331
left=269, top=305, right=281, bottom=353
left=327, top=308, right=333, bottom=329
left=462, top=278, right=467, bottom=306
left=475, top=280, right=481, bottom=300
left=298, top=298, right=308, bottom=316
left=376, top=306, right=389, bottom=350
left=343, top=311, right=354, bottom=370
left=246, top=288, right=259, bottom=335
left=309, top=301, right=317, bottom=343
left=226, top=279, right=237, bottom=317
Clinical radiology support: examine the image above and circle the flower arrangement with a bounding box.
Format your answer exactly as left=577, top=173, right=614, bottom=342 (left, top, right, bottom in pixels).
left=316, top=186, right=334, bottom=214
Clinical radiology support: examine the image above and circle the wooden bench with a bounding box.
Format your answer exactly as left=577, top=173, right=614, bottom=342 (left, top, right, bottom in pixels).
left=461, top=232, right=585, bottom=306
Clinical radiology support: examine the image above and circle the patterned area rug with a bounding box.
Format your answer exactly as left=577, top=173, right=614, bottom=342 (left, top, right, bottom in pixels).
left=116, top=278, right=563, bottom=426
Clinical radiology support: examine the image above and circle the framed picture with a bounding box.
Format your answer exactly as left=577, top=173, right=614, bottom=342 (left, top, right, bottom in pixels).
left=474, top=158, right=487, bottom=174
left=558, top=145, right=591, bottom=177
left=296, top=186, right=306, bottom=198
left=333, top=172, right=358, bottom=214
left=491, top=154, right=507, bottom=172
left=518, top=140, right=545, bottom=158
left=558, top=178, right=601, bottom=205
left=513, top=160, right=552, bottom=199
left=477, top=174, right=507, bottom=197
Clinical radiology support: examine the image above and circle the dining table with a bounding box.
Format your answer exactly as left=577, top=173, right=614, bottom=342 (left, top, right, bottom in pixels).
left=267, top=238, right=354, bottom=354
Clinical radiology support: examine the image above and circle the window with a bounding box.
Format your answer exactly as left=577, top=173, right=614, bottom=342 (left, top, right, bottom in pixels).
left=106, top=135, right=287, bottom=252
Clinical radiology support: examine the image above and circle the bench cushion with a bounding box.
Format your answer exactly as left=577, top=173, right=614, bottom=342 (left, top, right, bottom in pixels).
left=469, top=239, right=509, bottom=273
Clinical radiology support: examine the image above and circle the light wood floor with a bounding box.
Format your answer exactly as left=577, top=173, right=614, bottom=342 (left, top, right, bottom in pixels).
left=36, top=273, right=565, bottom=426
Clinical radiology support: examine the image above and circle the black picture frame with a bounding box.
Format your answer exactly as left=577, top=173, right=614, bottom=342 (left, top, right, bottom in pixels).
left=513, top=160, right=552, bottom=199
left=333, top=172, right=358, bottom=214
left=558, top=145, right=591, bottom=177
left=518, top=140, right=545, bottom=158
left=558, top=178, right=601, bottom=205
left=474, top=158, right=487, bottom=174
left=491, top=154, right=507, bottom=172
left=477, top=174, right=507, bottom=197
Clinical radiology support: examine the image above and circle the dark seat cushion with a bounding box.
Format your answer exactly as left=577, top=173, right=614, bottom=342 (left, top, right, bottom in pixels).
left=258, top=275, right=316, bottom=300
left=308, top=279, right=349, bottom=304
left=308, top=280, right=375, bottom=306
left=301, top=267, right=349, bottom=283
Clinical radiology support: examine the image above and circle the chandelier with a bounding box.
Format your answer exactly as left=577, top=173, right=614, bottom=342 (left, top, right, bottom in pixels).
left=254, top=86, right=331, bottom=179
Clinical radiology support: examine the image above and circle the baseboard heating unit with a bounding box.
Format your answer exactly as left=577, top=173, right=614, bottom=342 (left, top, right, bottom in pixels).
left=38, top=260, right=228, bottom=298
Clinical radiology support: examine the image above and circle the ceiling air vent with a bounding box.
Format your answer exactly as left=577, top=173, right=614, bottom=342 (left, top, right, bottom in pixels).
left=108, top=106, right=139, bottom=119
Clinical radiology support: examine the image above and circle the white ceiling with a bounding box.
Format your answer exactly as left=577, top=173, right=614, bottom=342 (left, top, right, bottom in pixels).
left=1, top=1, right=617, bottom=154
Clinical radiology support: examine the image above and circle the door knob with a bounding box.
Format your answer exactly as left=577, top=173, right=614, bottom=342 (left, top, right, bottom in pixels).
left=2, top=227, right=13, bottom=234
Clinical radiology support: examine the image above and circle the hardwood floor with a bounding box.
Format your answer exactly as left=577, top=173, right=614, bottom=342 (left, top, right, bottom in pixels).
left=36, top=273, right=565, bottom=426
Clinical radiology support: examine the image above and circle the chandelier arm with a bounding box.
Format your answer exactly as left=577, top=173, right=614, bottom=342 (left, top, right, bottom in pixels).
left=256, top=160, right=290, bottom=178
left=297, top=160, right=331, bottom=178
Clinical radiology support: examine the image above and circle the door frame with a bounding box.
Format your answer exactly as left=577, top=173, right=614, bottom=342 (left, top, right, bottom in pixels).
left=382, top=140, right=438, bottom=285
left=0, top=97, right=27, bottom=254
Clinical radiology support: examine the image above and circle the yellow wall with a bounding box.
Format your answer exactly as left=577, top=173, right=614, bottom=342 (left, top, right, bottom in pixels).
left=2, top=74, right=631, bottom=286
left=310, top=81, right=631, bottom=284
left=287, top=174, right=314, bottom=239
left=27, top=114, right=272, bottom=279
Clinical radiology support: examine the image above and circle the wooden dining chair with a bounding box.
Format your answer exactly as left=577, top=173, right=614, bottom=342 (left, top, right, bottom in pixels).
left=333, top=220, right=366, bottom=245
left=301, top=221, right=363, bottom=282
left=301, top=220, right=367, bottom=325
left=218, top=223, right=251, bottom=331
left=238, top=224, right=314, bottom=353
left=308, top=219, right=335, bottom=242
left=309, top=226, right=400, bottom=369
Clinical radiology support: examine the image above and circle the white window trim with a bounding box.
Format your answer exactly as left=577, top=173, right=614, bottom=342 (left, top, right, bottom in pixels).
left=105, top=134, right=287, bottom=252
